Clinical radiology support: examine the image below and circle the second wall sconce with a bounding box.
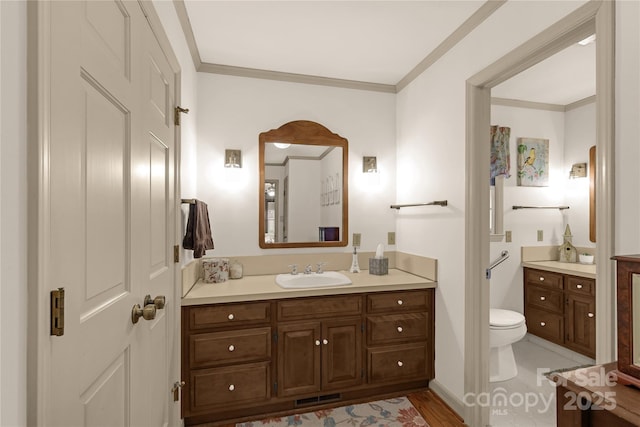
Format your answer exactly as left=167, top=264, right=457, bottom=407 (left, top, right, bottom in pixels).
left=225, top=149, right=242, bottom=168
left=569, top=162, right=587, bottom=179
left=363, top=156, right=377, bottom=173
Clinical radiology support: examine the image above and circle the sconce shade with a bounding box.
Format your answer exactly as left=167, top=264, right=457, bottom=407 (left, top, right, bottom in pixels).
left=273, top=142, right=291, bottom=149
left=569, top=162, right=587, bottom=178
left=363, top=156, right=377, bottom=173
left=225, top=149, right=242, bottom=168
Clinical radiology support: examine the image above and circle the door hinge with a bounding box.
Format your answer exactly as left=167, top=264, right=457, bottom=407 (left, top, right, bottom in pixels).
left=174, top=106, right=189, bottom=126
left=174, top=245, right=180, bottom=263
left=361, top=323, right=365, bottom=332
left=172, top=381, right=185, bottom=402
left=274, top=332, right=278, bottom=343
left=361, top=369, right=364, bottom=379
left=50, top=288, right=65, bottom=336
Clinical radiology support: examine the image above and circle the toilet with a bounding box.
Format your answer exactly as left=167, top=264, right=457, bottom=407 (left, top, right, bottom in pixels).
left=489, top=308, right=527, bottom=382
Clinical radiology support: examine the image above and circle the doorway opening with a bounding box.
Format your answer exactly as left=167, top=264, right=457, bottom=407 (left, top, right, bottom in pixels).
left=464, top=2, right=614, bottom=425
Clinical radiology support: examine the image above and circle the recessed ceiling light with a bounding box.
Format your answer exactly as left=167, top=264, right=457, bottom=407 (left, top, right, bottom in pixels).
left=578, top=34, right=596, bottom=46
left=274, top=142, right=290, bottom=149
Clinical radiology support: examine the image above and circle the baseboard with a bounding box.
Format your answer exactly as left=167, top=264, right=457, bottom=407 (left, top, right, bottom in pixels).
left=429, top=379, right=466, bottom=423
left=525, top=334, right=596, bottom=366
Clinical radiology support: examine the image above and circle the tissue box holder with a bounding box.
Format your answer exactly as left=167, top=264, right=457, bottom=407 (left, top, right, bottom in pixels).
left=369, top=258, right=389, bottom=275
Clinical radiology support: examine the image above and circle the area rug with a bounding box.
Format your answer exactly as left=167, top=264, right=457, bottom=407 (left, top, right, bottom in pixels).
left=236, top=396, right=429, bottom=427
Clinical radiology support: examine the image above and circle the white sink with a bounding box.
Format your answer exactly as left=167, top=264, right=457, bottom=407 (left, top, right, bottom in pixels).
left=275, top=271, right=352, bottom=289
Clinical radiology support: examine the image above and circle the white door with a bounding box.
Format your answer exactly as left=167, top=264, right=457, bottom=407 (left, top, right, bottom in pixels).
left=46, top=1, right=176, bottom=425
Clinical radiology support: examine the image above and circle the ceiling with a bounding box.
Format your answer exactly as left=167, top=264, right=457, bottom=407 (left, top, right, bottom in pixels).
left=181, top=1, right=595, bottom=106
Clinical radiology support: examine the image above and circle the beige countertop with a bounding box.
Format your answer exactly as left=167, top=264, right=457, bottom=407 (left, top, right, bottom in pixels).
left=182, top=268, right=437, bottom=306
left=522, top=260, right=596, bottom=279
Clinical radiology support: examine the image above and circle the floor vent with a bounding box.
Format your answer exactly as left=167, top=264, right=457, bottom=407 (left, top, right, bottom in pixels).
left=295, top=393, right=341, bottom=407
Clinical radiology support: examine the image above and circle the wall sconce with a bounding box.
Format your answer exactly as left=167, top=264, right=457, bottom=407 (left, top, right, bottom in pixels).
left=363, top=156, right=378, bottom=173
left=569, top=162, right=587, bottom=179
left=225, top=149, right=242, bottom=168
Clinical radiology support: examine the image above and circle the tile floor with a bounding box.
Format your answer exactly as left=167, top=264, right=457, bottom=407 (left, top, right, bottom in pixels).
left=489, top=337, right=591, bottom=426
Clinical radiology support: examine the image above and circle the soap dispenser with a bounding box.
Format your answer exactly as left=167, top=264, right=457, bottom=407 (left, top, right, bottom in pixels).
left=350, top=247, right=360, bottom=273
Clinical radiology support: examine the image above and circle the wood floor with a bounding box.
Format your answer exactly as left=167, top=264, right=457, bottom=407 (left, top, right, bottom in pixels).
left=210, top=389, right=466, bottom=427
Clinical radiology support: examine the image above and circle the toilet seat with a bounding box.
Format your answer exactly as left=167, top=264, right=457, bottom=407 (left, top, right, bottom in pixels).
left=490, top=308, right=525, bottom=329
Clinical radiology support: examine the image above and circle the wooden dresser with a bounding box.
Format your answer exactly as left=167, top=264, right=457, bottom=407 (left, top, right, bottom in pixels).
left=181, top=288, right=435, bottom=425
left=524, top=267, right=595, bottom=358
left=554, top=363, right=640, bottom=426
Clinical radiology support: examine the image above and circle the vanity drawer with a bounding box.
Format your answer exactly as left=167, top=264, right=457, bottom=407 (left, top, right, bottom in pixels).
left=525, top=268, right=564, bottom=290
left=277, top=295, right=362, bottom=321
left=367, top=313, right=428, bottom=345
left=188, top=302, right=271, bottom=330
left=565, top=276, right=595, bottom=296
left=367, top=343, right=431, bottom=383
left=366, top=290, right=431, bottom=314
left=190, top=362, right=271, bottom=411
left=525, top=306, right=564, bottom=344
left=525, top=285, right=564, bottom=314
left=190, top=327, right=271, bottom=368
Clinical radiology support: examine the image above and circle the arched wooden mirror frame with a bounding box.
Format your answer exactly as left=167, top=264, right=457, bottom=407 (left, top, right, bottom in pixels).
left=259, top=120, right=349, bottom=249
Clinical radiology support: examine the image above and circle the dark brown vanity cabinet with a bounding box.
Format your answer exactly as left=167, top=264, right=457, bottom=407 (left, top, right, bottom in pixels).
left=181, top=288, right=435, bottom=425
left=524, top=268, right=595, bottom=358
left=276, top=295, right=363, bottom=397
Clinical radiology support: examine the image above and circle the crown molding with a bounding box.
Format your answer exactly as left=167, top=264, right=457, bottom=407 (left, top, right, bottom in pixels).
left=565, top=94, right=596, bottom=111
left=173, top=0, right=202, bottom=68
left=491, top=94, right=596, bottom=112
left=198, top=62, right=397, bottom=93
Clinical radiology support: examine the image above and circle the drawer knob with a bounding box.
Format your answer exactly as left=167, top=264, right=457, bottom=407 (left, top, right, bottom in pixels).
left=397, top=326, right=403, bottom=333
left=323, top=339, right=329, bottom=345
left=228, top=345, right=235, bottom=352
left=315, top=340, right=321, bottom=346
left=539, top=277, right=545, bottom=281
left=577, top=284, right=583, bottom=289
left=397, top=361, right=403, bottom=367
left=588, top=312, right=595, bottom=318
left=540, top=296, right=546, bottom=301
left=228, top=384, right=235, bottom=391
left=227, top=314, right=234, bottom=320
left=397, top=300, right=403, bottom=305
left=540, top=322, right=546, bottom=327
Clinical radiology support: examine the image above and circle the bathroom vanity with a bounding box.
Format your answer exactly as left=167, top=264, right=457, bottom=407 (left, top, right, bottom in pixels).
left=181, top=269, right=436, bottom=425
left=522, top=261, right=596, bottom=358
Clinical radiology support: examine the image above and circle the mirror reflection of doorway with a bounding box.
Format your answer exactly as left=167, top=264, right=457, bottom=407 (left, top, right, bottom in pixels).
left=264, top=180, right=279, bottom=243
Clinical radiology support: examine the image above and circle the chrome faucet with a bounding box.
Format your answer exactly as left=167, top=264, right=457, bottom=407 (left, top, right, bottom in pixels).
left=303, top=264, right=313, bottom=274
left=316, top=262, right=326, bottom=274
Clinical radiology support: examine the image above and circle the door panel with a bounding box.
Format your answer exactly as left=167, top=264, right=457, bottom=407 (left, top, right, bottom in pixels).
left=47, top=1, right=176, bottom=425
left=277, top=322, right=321, bottom=397
left=322, top=319, right=362, bottom=390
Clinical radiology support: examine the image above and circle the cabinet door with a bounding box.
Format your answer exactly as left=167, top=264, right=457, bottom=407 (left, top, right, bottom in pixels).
left=321, top=318, right=363, bottom=391
left=277, top=322, right=321, bottom=397
left=566, top=294, right=596, bottom=358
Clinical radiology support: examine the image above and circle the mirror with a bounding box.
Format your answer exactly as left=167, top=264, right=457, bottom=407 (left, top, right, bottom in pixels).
left=612, top=255, right=640, bottom=386
left=259, top=120, right=348, bottom=249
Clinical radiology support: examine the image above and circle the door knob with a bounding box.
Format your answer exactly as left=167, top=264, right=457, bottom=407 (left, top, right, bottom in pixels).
left=144, top=295, right=165, bottom=309
left=131, top=304, right=156, bottom=324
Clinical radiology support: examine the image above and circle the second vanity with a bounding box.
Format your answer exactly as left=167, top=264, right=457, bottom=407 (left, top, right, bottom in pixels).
left=522, top=259, right=596, bottom=359
left=181, top=269, right=436, bottom=426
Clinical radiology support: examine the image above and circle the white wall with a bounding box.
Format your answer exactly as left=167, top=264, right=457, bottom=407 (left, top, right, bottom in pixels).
left=616, top=0, right=640, bottom=255
left=395, top=0, right=589, bottom=402
left=195, top=73, right=397, bottom=257
left=489, top=102, right=595, bottom=314
left=564, top=102, right=596, bottom=247
left=0, top=1, right=27, bottom=425
left=152, top=0, right=200, bottom=266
